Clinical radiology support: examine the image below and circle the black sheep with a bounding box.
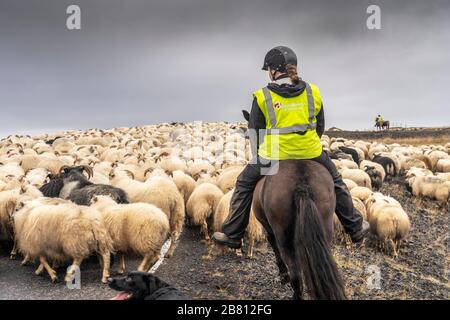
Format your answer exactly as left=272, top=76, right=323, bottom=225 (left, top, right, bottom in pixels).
left=338, top=146, right=360, bottom=164
left=372, top=154, right=397, bottom=177
left=39, top=165, right=129, bottom=205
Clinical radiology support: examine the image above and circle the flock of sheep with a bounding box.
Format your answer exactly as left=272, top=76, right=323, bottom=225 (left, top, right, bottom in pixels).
left=0, top=122, right=449, bottom=288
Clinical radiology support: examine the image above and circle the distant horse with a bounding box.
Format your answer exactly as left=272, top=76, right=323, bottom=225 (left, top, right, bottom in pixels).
left=252, top=160, right=347, bottom=300
left=375, top=120, right=390, bottom=130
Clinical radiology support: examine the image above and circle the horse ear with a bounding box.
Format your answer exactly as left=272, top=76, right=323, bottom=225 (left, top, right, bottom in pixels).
left=242, top=110, right=250, bottom=122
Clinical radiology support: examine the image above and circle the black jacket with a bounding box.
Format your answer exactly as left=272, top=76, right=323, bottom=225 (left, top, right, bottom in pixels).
left=248, top=79, right=325, bottom=137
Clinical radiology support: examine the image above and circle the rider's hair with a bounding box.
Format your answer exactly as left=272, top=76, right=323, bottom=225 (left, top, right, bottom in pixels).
left=286, top=64, right=300, bottom=85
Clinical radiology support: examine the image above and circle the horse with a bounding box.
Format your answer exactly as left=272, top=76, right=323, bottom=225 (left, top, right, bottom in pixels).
left=375, top=120, right=390, bottom=130
left=252, top=160, right=347, bottom=300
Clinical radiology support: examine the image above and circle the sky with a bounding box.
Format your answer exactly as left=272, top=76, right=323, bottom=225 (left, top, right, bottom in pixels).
left=0, top=0, right=449, bottom=138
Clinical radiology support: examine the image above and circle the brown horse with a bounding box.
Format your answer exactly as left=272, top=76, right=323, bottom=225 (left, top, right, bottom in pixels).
left=375, top=120, right=390, bottom=130
left=252, top=160, right=347, bottom=300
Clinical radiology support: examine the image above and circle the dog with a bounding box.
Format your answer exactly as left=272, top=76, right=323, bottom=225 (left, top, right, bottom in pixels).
left=108, top=272, right=189, bottom=300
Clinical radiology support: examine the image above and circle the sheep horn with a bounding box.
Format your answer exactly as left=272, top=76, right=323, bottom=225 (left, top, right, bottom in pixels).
left=80, top=165, right=94, bottom=179
left=144, top=168, right=153, bottom=177
left=59, top=165, right=71, bottom=173
left=124, top=170, right=135, bottom=180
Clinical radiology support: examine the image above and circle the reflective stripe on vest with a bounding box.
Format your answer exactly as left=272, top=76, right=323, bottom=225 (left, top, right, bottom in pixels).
left=262, top=84, right=317, bottom=134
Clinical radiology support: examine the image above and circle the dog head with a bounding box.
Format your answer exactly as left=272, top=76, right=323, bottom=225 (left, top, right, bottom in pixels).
left=108, top=272, right=167, bottom=300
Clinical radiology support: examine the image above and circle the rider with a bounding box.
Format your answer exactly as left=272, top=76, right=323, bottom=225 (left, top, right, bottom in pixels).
left=212, top=46, right=370, bottom=249
left=376, top=114, right=384, bottom=126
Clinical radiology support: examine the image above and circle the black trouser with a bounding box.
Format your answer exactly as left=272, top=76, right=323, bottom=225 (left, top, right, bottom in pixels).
left=221, top=151, right=363, bottom=239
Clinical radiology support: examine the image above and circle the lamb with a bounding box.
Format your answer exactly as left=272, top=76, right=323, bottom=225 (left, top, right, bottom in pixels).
left=340, top=168, right=372, bottom=189
left=109, top=170, right=185, bottom=257
left=90, top=195, right=170, bottom=273
left=186, top=183, right=224, bottom=240
left=14, top=200, right=113, bottom=283
left=365, top=194, right=410, bottom=256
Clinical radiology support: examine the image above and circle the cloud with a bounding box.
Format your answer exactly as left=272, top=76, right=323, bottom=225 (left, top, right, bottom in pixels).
left=0, top=0, right=449, bottom=137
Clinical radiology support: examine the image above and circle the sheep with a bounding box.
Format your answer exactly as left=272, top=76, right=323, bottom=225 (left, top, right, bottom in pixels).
left=186, top=183, right=224, bottom=240
left=171, top=170, right=196, bottom=204
left=350, top=186, right=373, bottom=202
left=426, top=150, right=450, bottom=170
left=343, top=179, right=358, bottom=191
left=40, top=165, right=130, bottom=205
left=19, top=155, right=69, bottom=175
left=216, top=166, right=243, bottom=193
left=363, top=166, right=383, bottom=191
left=360, top=160, right=386, bottom=182
left=352, top=197, right=367, bottom=219
left=109, top=170, right=185, bottom=257
left=372, top=154, right=397, bottom=177
left=90, top=195, right=170, bottom=273
left=365, top=194, right=410, bottom=256
left=340, top=168, right=372, bottom=189
left=436, top=159, right=450, bottom=173
left=407, top=174, right=450, bottom=202
left=212, top=189, right=265, bottom=258
left=14, top=200, right=113, bottom=283
left=0, top=184, right=43, bottom=257
left=338, top=146, right=360, bottom=163
left=0, top=163, right=25, bottom=181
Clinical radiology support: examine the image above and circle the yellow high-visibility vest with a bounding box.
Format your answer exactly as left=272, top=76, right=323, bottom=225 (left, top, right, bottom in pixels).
left=253, top=82, right=323, bottom=160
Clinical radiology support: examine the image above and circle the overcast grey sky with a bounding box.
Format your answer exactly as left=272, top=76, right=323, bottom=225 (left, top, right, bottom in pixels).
left=1, top=0, right=449, bottom=138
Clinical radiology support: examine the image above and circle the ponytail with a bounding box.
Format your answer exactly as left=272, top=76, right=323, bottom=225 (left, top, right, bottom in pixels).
left=286, top=64, right=300, bottom=85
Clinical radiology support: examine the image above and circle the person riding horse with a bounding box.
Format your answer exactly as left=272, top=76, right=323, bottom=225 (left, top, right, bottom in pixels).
left=375, top=114, right=384, bottom=128
left=212, top=46, right=370, bottom=249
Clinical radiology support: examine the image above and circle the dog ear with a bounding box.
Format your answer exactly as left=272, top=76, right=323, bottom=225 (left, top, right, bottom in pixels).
left=242, top=110, right=250, bottom=122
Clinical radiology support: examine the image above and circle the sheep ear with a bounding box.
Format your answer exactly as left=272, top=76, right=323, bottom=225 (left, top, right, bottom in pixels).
left=242, top=110, right=250, bottom=122
left=165, top=170, right=173, bottom=177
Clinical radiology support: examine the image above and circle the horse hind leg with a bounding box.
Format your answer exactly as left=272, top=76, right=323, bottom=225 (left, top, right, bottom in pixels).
left=266, top=232, right=290, bottom=285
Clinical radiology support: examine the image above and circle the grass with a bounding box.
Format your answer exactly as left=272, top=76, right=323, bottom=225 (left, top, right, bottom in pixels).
left=364, top=136, right=450, bottom=146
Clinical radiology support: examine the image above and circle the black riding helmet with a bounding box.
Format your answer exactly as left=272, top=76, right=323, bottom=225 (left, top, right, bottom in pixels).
left=262, top=46, right=297, bottom=72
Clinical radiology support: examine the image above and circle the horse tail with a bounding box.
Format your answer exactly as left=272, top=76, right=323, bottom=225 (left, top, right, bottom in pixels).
left=293, top=184, right=347, bottom=300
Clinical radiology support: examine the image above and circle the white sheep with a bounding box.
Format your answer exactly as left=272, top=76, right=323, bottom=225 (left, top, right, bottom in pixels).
left=109, top=170, right=185, bottom=257
left=365, top=194, right=410, bottom=256
left=91, top=195, right=170, bottom=273
left=14, top=199, right=113, bottom=283
left=216, top=166, right=243, bottom=193
left=212, top=189, right=265, bottom=258
left=340, top=168, right=372, bottom=189
left=186, top=182, right=224, bottom=240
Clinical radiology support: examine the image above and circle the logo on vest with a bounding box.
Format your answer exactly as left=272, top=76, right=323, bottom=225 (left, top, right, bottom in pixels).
left=274, top=102, right=282, bottom=109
